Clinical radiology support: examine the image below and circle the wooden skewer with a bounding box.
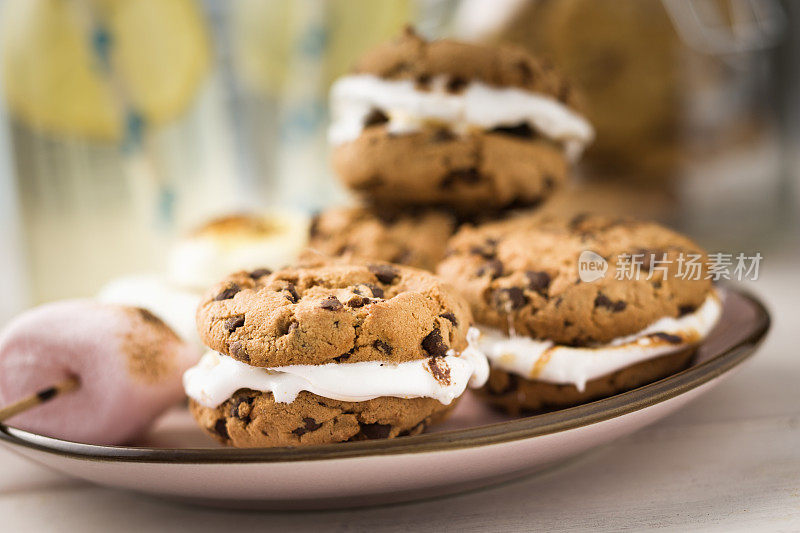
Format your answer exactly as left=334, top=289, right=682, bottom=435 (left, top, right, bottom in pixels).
left=0, top=377, right=80, bottom=423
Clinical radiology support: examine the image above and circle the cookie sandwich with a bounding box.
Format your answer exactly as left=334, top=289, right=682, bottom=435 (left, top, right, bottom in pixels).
left=184, top=262, right=488, bottom=447
left=437, top=213, right=721, bottom=414
left=329, top=28, right=594, bottom=213
left=304, top=205, right=457, bottom=271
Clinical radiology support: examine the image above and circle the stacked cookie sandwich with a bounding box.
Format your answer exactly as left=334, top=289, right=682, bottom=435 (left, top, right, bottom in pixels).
left=306, top=27, right=594, bottom=270
left=184, top=262, right=488, bottom=447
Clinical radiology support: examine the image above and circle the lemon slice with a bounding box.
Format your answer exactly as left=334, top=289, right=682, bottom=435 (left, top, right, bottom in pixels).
left=0, top=0, right=210, bottom=140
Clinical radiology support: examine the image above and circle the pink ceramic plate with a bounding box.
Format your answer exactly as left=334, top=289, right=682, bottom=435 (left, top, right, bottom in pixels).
left=0, top=288, right=769, bottom=510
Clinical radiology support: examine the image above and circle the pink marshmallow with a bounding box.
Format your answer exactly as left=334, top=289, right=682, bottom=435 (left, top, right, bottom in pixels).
left=0, top=300, right=200, bottom=445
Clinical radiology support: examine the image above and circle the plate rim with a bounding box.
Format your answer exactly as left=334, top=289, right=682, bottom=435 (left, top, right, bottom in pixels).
left=0, top=287, right=770, bottom=464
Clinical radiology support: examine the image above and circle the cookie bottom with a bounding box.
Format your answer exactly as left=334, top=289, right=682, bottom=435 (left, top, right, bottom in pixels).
left=333, top=126, right=567, bottom=213
left=189, top=390, right=457, bottom=448
left=477, top=347, right=696, bottom=415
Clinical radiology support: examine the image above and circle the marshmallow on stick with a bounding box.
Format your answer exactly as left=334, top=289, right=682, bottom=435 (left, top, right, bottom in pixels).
left=0, top=300, right=199, bottom=445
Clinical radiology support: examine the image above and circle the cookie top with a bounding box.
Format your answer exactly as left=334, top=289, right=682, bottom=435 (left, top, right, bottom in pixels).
left=436, top=213, right=713, bottom=346
left=352, top=27, right=577, bottom=107
left=197, top=262, right=473, bottom=367
left=304, top=206, right=457, bottom=271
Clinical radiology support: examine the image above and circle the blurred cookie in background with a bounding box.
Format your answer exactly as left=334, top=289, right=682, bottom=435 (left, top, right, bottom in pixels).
left=535, top=181, right=676, bottom=225
left=463, top=0, right=782, bottom=188
left=329, top=28, right=594, bottom=214
left=304, top=205, right=457, bottom=271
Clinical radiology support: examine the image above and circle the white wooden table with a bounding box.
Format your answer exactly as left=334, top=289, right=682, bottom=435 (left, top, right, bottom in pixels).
left=1, top=252, right=797, bottom=532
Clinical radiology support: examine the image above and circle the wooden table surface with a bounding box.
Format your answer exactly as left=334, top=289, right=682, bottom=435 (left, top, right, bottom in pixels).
left=1, top=253, right=797, bottom=533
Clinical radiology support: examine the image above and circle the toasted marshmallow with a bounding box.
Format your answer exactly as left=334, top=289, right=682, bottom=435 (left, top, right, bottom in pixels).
left=168, top=210, right=309, bottom=291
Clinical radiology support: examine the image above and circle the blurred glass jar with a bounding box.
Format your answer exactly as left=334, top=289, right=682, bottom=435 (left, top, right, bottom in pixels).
left=0, top=0, right=418, bottom=306
left=453, top=0, right=786, bottom=246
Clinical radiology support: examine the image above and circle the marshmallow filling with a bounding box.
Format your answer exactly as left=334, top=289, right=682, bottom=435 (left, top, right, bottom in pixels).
left=328, top=74, right=594, bottom=161
left=184, top=328, right=489, bottom=408
left=475, top=292, right=722, bottom=392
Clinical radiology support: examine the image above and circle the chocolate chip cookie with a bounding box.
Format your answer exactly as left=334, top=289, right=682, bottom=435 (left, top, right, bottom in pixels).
left=304, top=205, right=457, bottom=271
left=437, top=212, right=718, bottom=414
left=190, top=391, right=455, bottom=447
left=188, top=262, right=489, bottom=447
left=329, top=28, right=593, bottom=214
left=197, top=262, right=472, bottom=367
left=438, top=213, right=712, bottom=345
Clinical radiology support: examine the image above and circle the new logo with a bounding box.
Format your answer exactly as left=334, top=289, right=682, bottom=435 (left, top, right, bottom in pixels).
left=578, top=251, right=608, bottom=282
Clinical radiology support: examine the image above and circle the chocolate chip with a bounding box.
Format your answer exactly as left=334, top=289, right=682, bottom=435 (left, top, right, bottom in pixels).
left=368, top=264, right=399, bottom=284
left=215, top=283, right=240, bottom=301
left=359, top=423, right=392, bottom=440
left=652, top=332, right=683, bottom=344
left=213, top=419, right=229, bottom=440
left=319, top=296, right=343, bottom=311
left=439, top=312, right=458, bottom=326
left=431, top=129, right=455, bottom=143
left=477, top=258, right=504, bottom=279
left=490, top=123, right=535, bottom=139
left=638, top=249, right=657, bottom=272
left=347, top=295, right=370, bottom=308
left=569, top=213, right=590, bottom=230
left=363, top=109, right=389, bottom=127
left=228, top=393, right=255, bottom=421
left=594, top=293, right=612, bottom=308
left=356, top=283, right=383, bottom=299
left=333, top=351, right=352, bottom=362
left=525, top=271, right=551, bottom=296
left=594, top=293, right=627, bottom=312
left=440, top=168, right=482, bottom=188
left=292, top=417, right=322, bottom=436
left=225, top=315, right=245, bottom=332
left=283, top=283, right=300, bottom=303
left=517, top=60, right=533, bottom=84
left=678, top=304, right=697, bottom=317
left=469, top=238, right=498, bottom=259
left=249, top=268, right=271, bottom=279
left=421, top=328, right=448, bottom=358
left=446, top=76, right=468, bottom=93
left=415, top=73, right=431, bottom=89
left=373, top=340, right=393, bottom=356
left=558, top=81, right=571, bottom=103
left=493, top=287, right=527, bottom=311
left=229, top=341, right=249, bottom=363
left=427, top=357, right=451, bottom=385
left=543, top=175, right=556, bottom=190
